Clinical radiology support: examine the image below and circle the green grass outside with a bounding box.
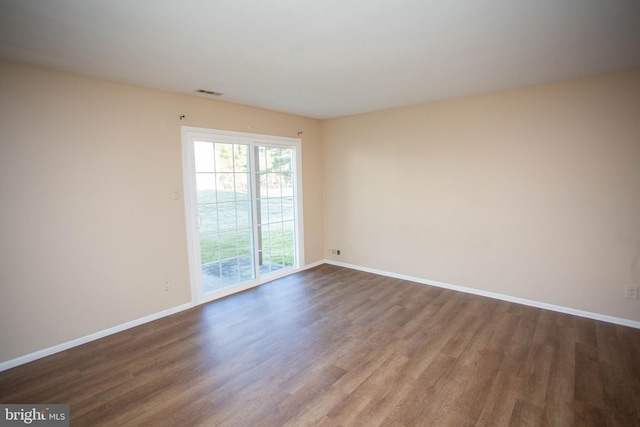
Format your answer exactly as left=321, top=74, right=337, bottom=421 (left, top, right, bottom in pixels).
left=198, top=190, right=296, bottom=267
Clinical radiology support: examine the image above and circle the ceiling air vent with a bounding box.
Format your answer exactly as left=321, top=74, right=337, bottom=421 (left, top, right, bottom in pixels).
left=195, top=89, right=223, bottom=96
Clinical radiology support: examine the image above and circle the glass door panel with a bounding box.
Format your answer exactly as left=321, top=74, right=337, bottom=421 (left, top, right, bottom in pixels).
left=194, top=140, right=255, bottom=293
left=255, top=146, right=296, bottom=275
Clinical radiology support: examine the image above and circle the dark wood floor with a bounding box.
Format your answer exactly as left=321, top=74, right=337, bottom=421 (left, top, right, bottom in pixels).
left=1, top=264, right=639, bottom=426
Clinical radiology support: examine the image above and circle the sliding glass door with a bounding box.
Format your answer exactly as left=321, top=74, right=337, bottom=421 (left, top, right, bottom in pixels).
left=182, top=127, right=303, bottom=303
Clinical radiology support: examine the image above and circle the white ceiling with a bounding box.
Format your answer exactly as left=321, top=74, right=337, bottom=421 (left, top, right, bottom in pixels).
left=1, top=1, right=639, bottom=119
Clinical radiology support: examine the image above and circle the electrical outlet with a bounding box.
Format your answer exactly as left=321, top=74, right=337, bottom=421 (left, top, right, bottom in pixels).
left=164, top=280, right=171, bottom=292
left=330, top=249, right=341, bottom=255
left=625, top=286, right=638, bottom=299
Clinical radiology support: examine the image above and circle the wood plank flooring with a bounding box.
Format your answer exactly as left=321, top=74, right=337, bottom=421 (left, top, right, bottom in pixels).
left=1, top=264, right=639, bottom=426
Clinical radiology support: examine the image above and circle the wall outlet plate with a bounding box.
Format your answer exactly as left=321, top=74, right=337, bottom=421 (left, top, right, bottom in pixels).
left=625, top=286, right=638, bottom=300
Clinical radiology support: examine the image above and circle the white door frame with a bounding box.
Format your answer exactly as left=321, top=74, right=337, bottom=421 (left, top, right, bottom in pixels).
left=181, top=126, right=305, bottom=305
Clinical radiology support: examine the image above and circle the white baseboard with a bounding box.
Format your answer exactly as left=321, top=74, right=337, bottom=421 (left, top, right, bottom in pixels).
left=323, top=259, right=640, bottom=330
left=303, top=259, right=326, bottom=270
left=0, top=302, right=194, bottom=372
left=0, top=261, right=328, bottom=372
left=3, top=259, right=637, bottom=372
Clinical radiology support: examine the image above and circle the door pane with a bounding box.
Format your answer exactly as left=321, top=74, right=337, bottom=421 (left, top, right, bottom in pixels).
left=195, top=140, right=254, bottom=293
left=255, top=146, right=296, bottom=275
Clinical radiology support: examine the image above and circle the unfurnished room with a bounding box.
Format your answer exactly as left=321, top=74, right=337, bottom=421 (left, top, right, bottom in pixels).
left=1, top=1, right=639, bottom=426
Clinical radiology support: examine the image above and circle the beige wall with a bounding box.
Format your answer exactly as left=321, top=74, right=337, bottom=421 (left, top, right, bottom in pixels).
left=2, top=60, right=639, bottom=365
left=0, top=61, right=324, bottom=363
left=322, top=70, right=640, bottom=322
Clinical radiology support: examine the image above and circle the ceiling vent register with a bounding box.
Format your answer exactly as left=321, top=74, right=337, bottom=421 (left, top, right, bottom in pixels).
left=195, top=89, right=223, bottom=96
